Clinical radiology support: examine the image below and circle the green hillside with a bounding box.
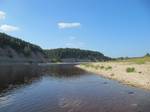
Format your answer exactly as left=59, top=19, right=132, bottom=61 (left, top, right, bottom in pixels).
left=45, top=48, right=111, bottom=62
left=0, top=33, right=45, bottom=57
left=0, top=33, right=47, bottom=63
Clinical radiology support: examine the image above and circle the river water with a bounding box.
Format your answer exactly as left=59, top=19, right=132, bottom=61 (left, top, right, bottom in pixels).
left=0, top=64, right=150, bottom=112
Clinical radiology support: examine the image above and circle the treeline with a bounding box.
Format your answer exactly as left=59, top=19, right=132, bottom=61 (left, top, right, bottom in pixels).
left=145, top=53, right=150, bottom=57
left=0, top=33, right=45, bottom=57
left=45, top=48, right=111, bottom=62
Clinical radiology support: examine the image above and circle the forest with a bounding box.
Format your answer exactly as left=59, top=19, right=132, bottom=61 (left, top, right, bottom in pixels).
left=45, top=48, right=111, bottom=62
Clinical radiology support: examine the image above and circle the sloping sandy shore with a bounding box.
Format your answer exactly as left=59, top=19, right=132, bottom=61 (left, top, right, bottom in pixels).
left=77, top=62, right=150, bottom=90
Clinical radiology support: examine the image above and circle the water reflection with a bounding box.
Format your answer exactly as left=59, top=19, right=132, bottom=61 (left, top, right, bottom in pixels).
left=0, top=64, right=44, bottom=92
left=0, top=64, right=85, bottom=92
left=45, top=64, right=86, bottom=78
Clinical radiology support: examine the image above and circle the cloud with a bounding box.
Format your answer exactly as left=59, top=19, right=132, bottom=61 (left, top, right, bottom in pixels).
left=58, top=22, right=81, bottom=29
left=0, top=24, right=19, bottom=32
left=0, top=11, right=19, bottom=32
left=65, top=36, right=85, bottom=48
left=0, top=11, right=6, bottom=20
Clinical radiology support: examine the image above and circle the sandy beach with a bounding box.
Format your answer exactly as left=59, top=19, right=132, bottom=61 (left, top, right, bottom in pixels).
left=77, top=62, right=150, bottom=90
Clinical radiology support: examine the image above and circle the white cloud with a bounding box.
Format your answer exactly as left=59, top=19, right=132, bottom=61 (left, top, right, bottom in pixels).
left=0, top=11, right=19, bottom=32
left=0, top=11, right=6, bottom=20
left=58, top=22, right=81, bottom=29
left=0, top=24, right=19, bottom=32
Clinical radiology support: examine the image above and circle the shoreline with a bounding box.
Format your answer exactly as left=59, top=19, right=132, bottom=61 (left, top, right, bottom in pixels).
left=76, top=62, right=150, bottom=90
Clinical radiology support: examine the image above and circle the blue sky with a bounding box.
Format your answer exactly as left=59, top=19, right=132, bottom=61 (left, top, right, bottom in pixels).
left=0, top=0, right=150, bottom=57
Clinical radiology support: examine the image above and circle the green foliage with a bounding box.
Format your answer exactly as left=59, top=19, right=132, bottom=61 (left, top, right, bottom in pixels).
left=51, top=58, right=61, bottom=63
left=23, top=46, right=31, bottom=57
left=135, top=61, right=145, bottom=64
left=105, top=66, right=112, bottom=70
left=100, top=66, right=104, bottom=69
left=126, top=67, right=135, bottom=73
left=145, top=53, right=150, bottom=57
left=0, top=33, right=46, bottom=57
left=82, top=63, right=92, bottom=67
left=45, top=48, right=111, bottom=61
left=81, top=64, right=113, bottom=71
left=126, top=57, right=150, bottom=64
left=116, top=55, right=150, bottom=64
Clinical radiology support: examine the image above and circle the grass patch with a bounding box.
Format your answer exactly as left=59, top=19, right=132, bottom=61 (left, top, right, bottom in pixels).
left=126, top=67, right=135, bottom=73
left=122, top=56, right=150, bottom=64
left=135, top=60, right=145, bottom=64
left=81, top=63, right=95, bottom=68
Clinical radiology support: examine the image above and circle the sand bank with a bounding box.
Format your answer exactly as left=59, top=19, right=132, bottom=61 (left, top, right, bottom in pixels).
left=77, top=62, right=150, bottom=90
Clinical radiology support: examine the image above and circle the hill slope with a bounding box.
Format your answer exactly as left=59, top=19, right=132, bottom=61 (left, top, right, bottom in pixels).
left=45, top=48, right=111, bottom=62
left=0, top=33, right=47, bottom=63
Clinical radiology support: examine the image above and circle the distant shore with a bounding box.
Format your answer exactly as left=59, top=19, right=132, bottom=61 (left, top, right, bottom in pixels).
left=76, top=61, right=150, bottom=90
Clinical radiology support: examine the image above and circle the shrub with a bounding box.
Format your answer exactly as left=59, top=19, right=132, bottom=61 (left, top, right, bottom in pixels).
left=110, top=73, right=115, bottom=76
left=108, top=66, right=112, bottom=69
left=100, top=66, right=104, bottom=69
left=126, top=67, right=135, bottom=73
left=51, top=58, right=61, bottom=63
left=23, top=46, right=31, bottom=57
left=95, top=65, right=99, bottom=69
left=105, top=66, right=112, bottom=70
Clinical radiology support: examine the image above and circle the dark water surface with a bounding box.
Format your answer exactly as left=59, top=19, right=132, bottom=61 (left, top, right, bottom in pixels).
left=0, top=64, right=150, bottom=112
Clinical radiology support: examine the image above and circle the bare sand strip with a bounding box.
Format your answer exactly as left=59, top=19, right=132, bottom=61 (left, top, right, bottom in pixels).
left=76, top=62, right=150, bottom=90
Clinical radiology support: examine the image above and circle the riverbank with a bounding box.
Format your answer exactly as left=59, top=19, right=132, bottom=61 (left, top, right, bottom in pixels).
left=76, top=61, right=150, bottom=90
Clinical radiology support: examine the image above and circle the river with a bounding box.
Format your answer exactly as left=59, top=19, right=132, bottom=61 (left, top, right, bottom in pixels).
left=0, top=64, right=150, bottom=112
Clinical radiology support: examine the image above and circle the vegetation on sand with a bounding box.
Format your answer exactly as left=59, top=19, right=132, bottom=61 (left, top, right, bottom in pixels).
left=126, top=67, right=135, bottom=73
